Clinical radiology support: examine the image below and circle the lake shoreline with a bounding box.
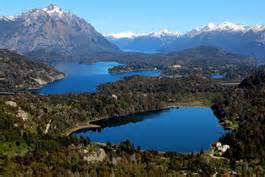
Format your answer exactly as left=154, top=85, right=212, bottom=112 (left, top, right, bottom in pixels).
left=37, top=62, right=160, bottom=95
left=64, top=102, right=212, bottom=137
left=70, top=105, right=225, bottom=153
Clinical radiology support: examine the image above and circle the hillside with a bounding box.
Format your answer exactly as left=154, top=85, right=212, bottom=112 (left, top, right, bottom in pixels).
left=0, top=49, right=64, bottom=92
left=165, top=46, right=257, bottom=66
left=212, top=68, right=265, bottom=164
left=81, top=46, right=257, bottom=67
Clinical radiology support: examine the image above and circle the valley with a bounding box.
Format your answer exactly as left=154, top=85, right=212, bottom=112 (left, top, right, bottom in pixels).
left=0, top=3, right=265, bottom=177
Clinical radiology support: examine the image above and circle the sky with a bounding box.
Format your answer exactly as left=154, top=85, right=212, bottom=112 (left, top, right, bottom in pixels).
left=0, top=0, right=264, bottom=34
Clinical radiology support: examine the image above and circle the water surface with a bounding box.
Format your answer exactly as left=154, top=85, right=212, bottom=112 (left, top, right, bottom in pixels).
left=212, top=74, right=224, bottom=79
left=74, top=107, right=225, bottom=152
left=38, top=62, right=160, bottom=94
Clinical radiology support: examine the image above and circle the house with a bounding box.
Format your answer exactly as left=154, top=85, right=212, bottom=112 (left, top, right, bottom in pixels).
left=215, top=142, right=230, bottom=156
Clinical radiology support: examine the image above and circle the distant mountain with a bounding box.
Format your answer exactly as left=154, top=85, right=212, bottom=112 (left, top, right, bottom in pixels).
left=107, top=22, right=265, bottom=60
left=106, top=29, right=180, bottom=53
left=164, top=46, right=257, bottom=66
left=0, top=49, right=64, bottom=92
left=0, top=4, right=119, bottom=61
left=80, top=45, right=257, bottom=69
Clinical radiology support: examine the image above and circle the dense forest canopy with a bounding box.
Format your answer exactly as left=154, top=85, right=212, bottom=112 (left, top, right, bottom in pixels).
left=212, top=68, right=265, bottom=166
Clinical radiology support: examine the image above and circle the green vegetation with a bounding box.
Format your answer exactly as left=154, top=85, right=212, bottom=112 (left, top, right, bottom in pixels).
left=84, top=46, right=257, bottom=81
left=0, top=49, right=64, bottom=92
left=108, top=64, right=158, bottom=74
left=212, top=68, right=265, bottom=173
left=1, top=65, right=265, bottom=175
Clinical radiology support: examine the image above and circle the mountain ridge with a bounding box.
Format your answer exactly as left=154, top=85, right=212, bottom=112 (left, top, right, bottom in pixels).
left=107, top=22, right=265, bottom=59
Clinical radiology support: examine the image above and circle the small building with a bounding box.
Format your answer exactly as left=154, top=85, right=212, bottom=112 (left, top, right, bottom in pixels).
left=215, top=142, right=230, bottom=156
left=216, top=142, right=222, bottom=149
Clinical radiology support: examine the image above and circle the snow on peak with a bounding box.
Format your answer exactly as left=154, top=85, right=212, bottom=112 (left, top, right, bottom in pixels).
left=0, top=16, right=15, bottom=22
left=107, top=22, right=265, bottom=40
left=107, top=29, right=181, bottom=39
left=200, top=22, right=247, bottom=32
left=187, top=22, right=249, bottom=37
left=107, top=32, right=137, bottom=39
left=42, top=4, right=64, bottom=16
left=149, top=29, right=181, bottom=37
left=250, top=25, right=265, bottom=32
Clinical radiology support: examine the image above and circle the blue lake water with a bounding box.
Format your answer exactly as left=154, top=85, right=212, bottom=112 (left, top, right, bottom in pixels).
left=74, top=107, right=225, bottom=152
left=38, top=62, right=160, bottom=94
left=212, top=74, right=224, bottom=79
left=38, top=62, right=224, bottom=152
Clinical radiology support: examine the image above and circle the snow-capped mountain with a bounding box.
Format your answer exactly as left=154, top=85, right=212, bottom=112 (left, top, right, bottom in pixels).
left=107, top=29, right=181, bottom=39
left=108, top=22, right=265, bottom=60
left=106, top=29, right=181, bottom=53
left=0, top=16, right=15, bottom=22
left=164, top=22, right=265, bottom=60
left=0, top=4, right=119, bottom=61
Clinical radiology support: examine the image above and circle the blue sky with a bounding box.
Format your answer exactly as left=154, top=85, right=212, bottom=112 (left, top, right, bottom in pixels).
left=1, top=0, right=264, bottom=34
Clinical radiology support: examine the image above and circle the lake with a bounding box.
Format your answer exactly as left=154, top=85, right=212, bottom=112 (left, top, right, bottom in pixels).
left=74, top=107, right=225, bottom=153
left=39, top=62, right=225, bottom=153
left=38, top=62, right=160, bottom=94
left=212, top=74, right=225, bottom=79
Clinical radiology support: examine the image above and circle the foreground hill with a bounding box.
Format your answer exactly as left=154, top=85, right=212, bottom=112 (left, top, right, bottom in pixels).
left=0, top=4, right=119, bottom=61
left=108, top=22, right=265, bottom=61
left=212, top=68, right=265, bottom=167
left=0, top=49, right=64, bottom=92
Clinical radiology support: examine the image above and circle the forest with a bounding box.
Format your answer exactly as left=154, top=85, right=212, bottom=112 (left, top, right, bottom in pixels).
left=0, top=74, right=222, bottom=136
left=212, top=68, right=265, bottom=171
left=1, top=67, right=265, bottom=176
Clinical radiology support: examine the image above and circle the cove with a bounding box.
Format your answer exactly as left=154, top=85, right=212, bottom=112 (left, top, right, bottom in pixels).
left=74, top=107, right=225, bottom=153
left=38, top=62, right=160, bottom=94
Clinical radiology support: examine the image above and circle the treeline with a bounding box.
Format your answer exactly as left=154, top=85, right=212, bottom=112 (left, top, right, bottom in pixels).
left=162, top=64, right=254, bottom=81
left=108, top=64, right=158, bottom=73
left=98, top=75, right=222, bottom=94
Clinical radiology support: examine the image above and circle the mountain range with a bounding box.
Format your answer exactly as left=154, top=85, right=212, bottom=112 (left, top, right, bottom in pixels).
left=0, top=4, right=264, bottom=63
left=0, top=4, right=119, bottom=61
left=106, top=29, right=181, bottom=53
left=107, top=22, right=265, bottom=60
